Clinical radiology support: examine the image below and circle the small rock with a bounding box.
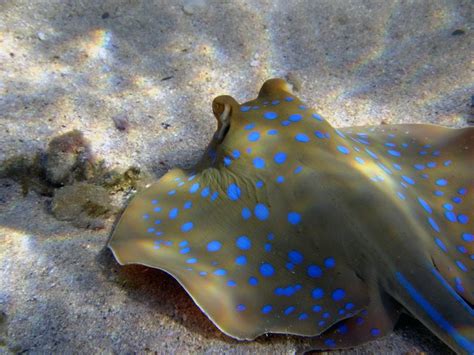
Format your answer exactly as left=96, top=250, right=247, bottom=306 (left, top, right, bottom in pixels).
left=37, top=31, right=46, bottom=41
left=112, top=115, right=130, bottom=131
left=101, top=12, right=110, bottom=19
left=451, top=29, right=465, bottom=36
left=182, top=0, right=206, bottom=15
left=45, top=130, right=93, bottom=186
left=285, top=72, right=302, bottom=92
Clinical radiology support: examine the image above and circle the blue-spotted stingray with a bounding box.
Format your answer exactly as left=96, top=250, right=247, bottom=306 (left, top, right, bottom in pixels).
left=108, top=79, right=473, bottom=353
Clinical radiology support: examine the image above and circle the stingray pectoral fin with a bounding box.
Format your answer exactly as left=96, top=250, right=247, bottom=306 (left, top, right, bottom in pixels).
left=301, top=287, right=401, bottom=351
left=109, top=166, right=374, bottom=340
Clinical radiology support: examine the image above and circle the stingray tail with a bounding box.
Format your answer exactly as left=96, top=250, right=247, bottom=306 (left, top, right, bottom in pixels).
left=391, top=267, right=474, bottom=354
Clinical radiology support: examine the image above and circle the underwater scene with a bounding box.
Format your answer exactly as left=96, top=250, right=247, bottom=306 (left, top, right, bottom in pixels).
left=1, top=1, right=472, bottom=354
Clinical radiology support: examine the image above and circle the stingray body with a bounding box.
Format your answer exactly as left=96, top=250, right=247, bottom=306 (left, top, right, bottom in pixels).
left=108, top=79, right=473, bottom=353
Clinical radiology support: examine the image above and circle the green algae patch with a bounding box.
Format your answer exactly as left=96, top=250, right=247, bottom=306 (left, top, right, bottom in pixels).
left=51, top=182, right=114, bottom=230
left=1, top=130, right=149, bottom=229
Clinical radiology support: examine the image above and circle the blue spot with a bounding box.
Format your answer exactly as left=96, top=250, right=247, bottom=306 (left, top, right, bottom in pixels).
left=289, top=113, right=302, bottom=122
left=393, top=163, right=402, bottom=171
left=260, top=263, right=275, bottom=277
left=207, top=240, right=222, bottom=252
left=332, top=289, right=345, bottom=301
left=371, top=328, right=381, bottom=336
left=284, top=306, right=295, bottom=315
left=143, top=214, right=150, bottom=220
left=308, top=265, right=323, bottom=278
left=436, top=179, right=448, bottom=186
left=337, top=145, right=350, bottom=155
left=255, top=180, right=264, bottom=189
left=335, top=129, right=346, bottom=138
left=445, top=211, right=457, bottom=223
left=312, top=305, right=322, bottom=312
left=274, top=152, right=287, bottom=164
left=214, top=269, right=227, bottom=276
left=427, top=162, right=437, bottom=168
left=179, top=241, right=188, bottom=247
left=324, top=257, right=336, bottom=268
left=462, top=233, right=473, bottom=242
left=324, top=339, right=336, bottom=347
left=284, top=96, right=294, bottom=102
left=271, top=100, right=280, bottom=105
left=435, top=238, right=447, bottom=252
left=345, top=302, right=355, bottom=310
left=211, top=191, right=219, bottom=201
left=294, top=166, right=303, bottom=174
left=299, top=105, right=307, bottom=110
left=295, top=133, right=310, bottom=142
left=298, top=313, right=309, bottom=320
left=312, top=288, right=324, bottom=299
left=248, top=131, right=260, bottom=142
left=397, top=191, right=405, bottom=200
left=285, top=262, right=294, bottom=271
left=255, top=203, right=270, bottom=220
left=263, top=112, right=278, bottom=120
left=169, top=208, right=179, bottom=219
left=452, top=196, right=462, bottom=204
left=181, top=222, right=193, bottom=232
left=388, top=149, right=401, bottom=157
left=456, top=260, right=467, bottom=272
left=443, top=203, right=453, bottom=211
left=287, top=212, right=301, bottom=225
left=235, top=255, right=247, bottom=265
left=264, top=243, right=272, bottom=252
left=434, top=190, right=444, bottom=196
left=240, top=106, right=251, bottom=112
left=244, top=123, right=256, bottom=130
left=288, top=250, right=303, bottom=264
left=153, top=206, right=162, bottom=212
left=267, top=129, right=278, bottom=135
left=253, top=157, right=265, bottom=169
left=457, top=214, right=468, bottom=224
left=417, top=197, right=432, bottom=214
left=154, top=220, right=161, bottom=225
left=312, top=113, right=323, bottom=121
left=444, top=160, right=452, bottom=166
left=428, top=217, right=440, bottom=232
left=235, top=304, right=246, bottom=312
left=241, top=207, right=251, bottom=220
left=248, top=276, right=258, bottom=286
left=201, top=187, right=210, bottom=198
left=227, top=183, right=241, bottom=201
left=414, top=164, right=425, bottom=170
left=236, top=236, right=251, bottom=250
left=189, top=183, right=200, bottom=193
left=365, top=148, right=378, bottom=160
left=378, top=163, right=392, bottom=175
left=261, top=304, right=272, bottom=313
left=147, top=227, right=155, bottom=233
left=281, top=120, right=291, bottom=126
left=457, top=245, right=467, bottom=254
left=168, top=190, right=176, bottom=196
left=385, top=142, right=396, bottom=147
left=338, top=324, right=349, bottom=334
left=223, top=157, right=232, bottom=167
left=186, top=258, right=197, bottom=264
left=402, top=175, right=415, bottom=185
left=227, top=280, right=236, bottom=287
left=180, top=247, right=190, bottom=254
left=458, top=187, right=467, bottom=195
left=355, top=157, right=365, bottom=164
left=314, top=130, right=326, bottom=139
left=232, top=149, right=241, bottom=159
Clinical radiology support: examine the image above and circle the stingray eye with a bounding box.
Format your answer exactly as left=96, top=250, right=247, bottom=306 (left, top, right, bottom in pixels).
left=213, top=102, right=232, bottom=143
